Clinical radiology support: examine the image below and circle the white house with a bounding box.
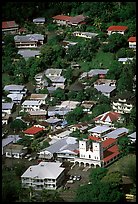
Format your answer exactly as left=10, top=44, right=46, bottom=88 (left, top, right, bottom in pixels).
left=7, top=93, right=24, bottom=104
left=34, top=72, right=48, bottom=91
left=2, top=112, right=10, bottom=126
left=94, top=79, right=116, bottom=87
left=30, top=94, right=48, bottom=105
left=18, top=49, right=40, bottom=60
left=118, top=57, right=133, bottom=64
left=21, top=162, right=65, bottom=190
left=38, top=136, right=78, bottom=161
left=112, top=94, right=135, bottom=114
left=128, top=37, right=136, bottom=49
left=2, top=102, right=14, bottom=115
left=21, top=100, right=42, bottom=112
left=5, top=144, right=27, bottom=158
left=94, top=84, right=116, bottom=98
left=3, top=84, right=27, bottom=96
left=33, top=17, right=45, bottom=25
left=107, top=25, right=128, bottom=35
left=73, top=31, right=98, bottom=39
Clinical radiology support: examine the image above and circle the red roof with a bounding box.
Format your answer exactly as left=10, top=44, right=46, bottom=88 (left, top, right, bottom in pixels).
left=103, top=144, right=119, bottom=162
left=52, top=15, right=72, bottom=21
left=107, top=25, right=128, bottom=31
left=128, top=37, right=136, bottom=42
left=102, top=138, right=116, bottom=148
left=2, top=21, right=18, bottom=29
left=88, top=136, right=101, bottom=141
left=23, top=126, right=44, bottom=135
left=94, top=111, right=120, bottom=123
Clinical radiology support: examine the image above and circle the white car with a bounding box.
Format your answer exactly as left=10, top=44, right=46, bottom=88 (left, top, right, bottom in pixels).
left=28, top=157, right=33, bottom=161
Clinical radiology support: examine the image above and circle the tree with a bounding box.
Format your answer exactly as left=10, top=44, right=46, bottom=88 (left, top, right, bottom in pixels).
left=74, top=181, right=123, bottom=202
left=65, top=106, right=84, bottom=125
left=101, top=171, right=122, bottom=187
left=89, top=167, right=108, bottom=182
left=117, top=136, right=131, bottom=156
left=10, top=119, right=27, bottom=132
left=52, top=88, right=66, bottom=101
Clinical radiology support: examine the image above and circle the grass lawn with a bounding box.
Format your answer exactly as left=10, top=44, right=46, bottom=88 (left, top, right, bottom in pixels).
left=107, top=154, right=136, bottom=174
left=79, top=50, right=116, bottom=72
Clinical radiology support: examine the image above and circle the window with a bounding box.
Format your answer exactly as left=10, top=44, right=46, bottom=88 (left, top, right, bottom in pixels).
left=89, top=155, right=91, bottom=158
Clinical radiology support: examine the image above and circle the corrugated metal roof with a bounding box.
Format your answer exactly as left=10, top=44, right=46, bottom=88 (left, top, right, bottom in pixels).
left=2, top=102, right=14, bottom=110
left=21, top=162, right=65, bottom=179
left=95, top=84, right=116, bottom=93
left=2, top=21, right=18, bottom=29
left=24, top=126, right=44, bottom=135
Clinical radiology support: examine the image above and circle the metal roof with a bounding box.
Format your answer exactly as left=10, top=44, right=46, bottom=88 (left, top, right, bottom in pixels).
left=95, top=84, right=116, bottom=93
left=21, top=162, right=65, bottom=179
left=4, top=84, right=25, bottom=91
left=2, top=102, right=14, bottom=110
left=88, top=125, right=112, bottom=133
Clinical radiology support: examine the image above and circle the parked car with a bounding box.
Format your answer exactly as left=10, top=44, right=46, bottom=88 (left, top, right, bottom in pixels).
left=77, top=175, right=81, bottom=181
left=73, top=175, right=77, bottom=181
left=67, top=180, right=74, bottom=184
left=25, top=154, right=31, bottom=159
left=69, top=175, right=74, bottom=180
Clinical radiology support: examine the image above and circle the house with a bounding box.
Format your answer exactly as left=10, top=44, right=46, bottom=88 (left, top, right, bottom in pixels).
left=73, top=136, right=120, bottom=168
left=5, top=144, right=27, bottom=158
left=94, top=84, right=116, bottom=98
left=28, top=110, right=47, bottom=121
left=45, top=68, right=66, bottom=89
left=30, top=94, right=48, bottom=105
left=7, top=93, right=24, bottom=104
left=2, top=20, right=19, bottom=34
left=21, top=100, right=43, bottom=112
left=34, top=72, right=48, bottom=91
left=61, top=40, right=78, bottom=52
left=2, top=102, right=14, bottom=115
left=67, top=14, right=87, bottom=26
left=18, top=49, right=40, bottom=60
left=81, top=101, right=97, bottom=113
left=107, top=25, right=128, bottom=35
left=52, top=15, right=72, bottom=26
left=69, top=122, right=89, bottom=132
left=118, top=57, right=133, bottom=64
left=80, top=69, right=109, bottom=80
left=38, top=137, right=78, bottom=161
left=88, top=125, right=113, bottom=139
left=94, top=79, right=116, bottom=87
left=14, top=34, right=44, bottom=48
left=111, top=93, right=136, bottom=114
left=21, top=162, right=65, bottom=190
left=128, top=132, right=136, bottom=143
left=2, top=135, right=21, bottom=155
left=23, top=125, right=44, bottom=137
left=47, top=106, right=70, bottom=117
left=2, top=112, right=10, bottom=126
left=93, top=111, right=121, bottom=127
left=59, top=100, right=80, bottom=110
left=50, top=130, right=73, bottom=141
left=73, top=31, right=98, bottom=39
left=33, top=17, right=45, bottom=25
left=52, top=14, right=86, bottom=27
left=128, top=37, right=136, bottom=49
left=3, top=84, right=27, bottom=96
left=45, top=117, right=62, bottom=129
